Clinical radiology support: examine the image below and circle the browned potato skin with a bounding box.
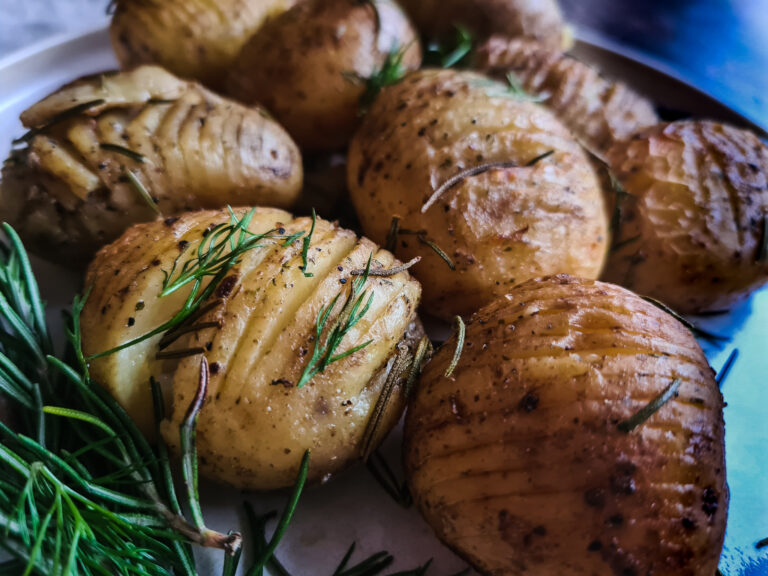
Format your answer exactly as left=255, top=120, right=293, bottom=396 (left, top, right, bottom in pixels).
left=110, top=0, right=299, bottom=90
left=227, top=0, right=421, bottom=152
left=82, top=208, right=422, bottom=489
left=0, top=66, right=303, bottom=266
left=604, top=121, right=768, bottom=313
left=405, top=275, right=726, bottom=576
left=399, top=0, right=564, bottom=49
left=347, top=69, right=608, bottom=319
left=475, top=36, right=659, bottom=153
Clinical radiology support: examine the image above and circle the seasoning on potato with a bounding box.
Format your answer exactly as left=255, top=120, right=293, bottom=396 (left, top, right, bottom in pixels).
left=226, top=0, right=422, bottom=152
left=399, top=0, right=565, bottom=50
left=604, top=120, right=768, bottom=313
left=110, top=0, right=299, bottom=90
left=0, top=66, right=303, bottom=266
left=405, top=274, right=727, bottom=576
left=475, top=36, right=659, bottom=153
left=347, top=69, right=609, bottom=319
left=81, top=207, right=423, bottom=490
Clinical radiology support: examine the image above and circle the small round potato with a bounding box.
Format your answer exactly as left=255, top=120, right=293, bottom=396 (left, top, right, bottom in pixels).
left=604, top=120, right=768, bottom=313
left=475, top=36, right=659, bottom=153
left=82, top=208, right=422, bottom=490
left=405, top=275, right=726, bottom=576
left=347, top=69, right=608, bottom=319
left=110, top=0, right=299, bottom=90
left=0, top=66, right=303, bottom=266
left=227, top=0, right=422, bottom=151
left=399, top=0, right=564, bottom=49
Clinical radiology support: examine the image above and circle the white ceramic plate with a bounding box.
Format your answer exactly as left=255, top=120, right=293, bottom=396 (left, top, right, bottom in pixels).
left=0, top=25, right=766, bottom=576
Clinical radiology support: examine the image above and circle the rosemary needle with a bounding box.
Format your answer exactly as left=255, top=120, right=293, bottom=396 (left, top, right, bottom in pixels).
left=445, top=316, right=466, bottom=377
left=641, top=296, right=729, bottom=345
left=617, top=379, right=681, bottom=433
left=124, top=169, right=161, bottom=216
left=716, top=349, right=739, bottom=388
left=101, top=143, right=146, bottom=163
left=300, top=209, right=317, bottom=277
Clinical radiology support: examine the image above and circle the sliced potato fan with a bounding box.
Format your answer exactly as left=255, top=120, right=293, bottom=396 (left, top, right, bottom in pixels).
left=81, top=208, right=422, bottom=490
left=0, top=66, right=302, bottom=265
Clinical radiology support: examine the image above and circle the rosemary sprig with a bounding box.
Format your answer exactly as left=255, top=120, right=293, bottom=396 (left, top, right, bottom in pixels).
left=422, top=151, right=554, bottom=213
left=89, top=208, right=303, bottom=360
left=101, top=143, right=146, bottom=163
left=424, top=25, right=474, bottom=68
left=13, top=99, right=106, bottom=145
left=297, top=255, right=375, bottom=388
left=366, top=450, right=412, bottom=508
left=384, top=217, right=454, bottom=270
left=124, top=169, right=161, bottom=216
left=641, top=296, right=729, bottom=345
left=716, top=349, right=739, bottom=388
left=617, top=379, right=681, bottom=433
left=406, top=336, right=432, bottom=396
left=757, top=537, right=768, bottom=549
left=300, top=208, right=317, bottom=277
left=351, top=256, right=421, bottom=277
left=348, top=44, right=410, bottom=113
left=444, top=316, right=465, bottom=378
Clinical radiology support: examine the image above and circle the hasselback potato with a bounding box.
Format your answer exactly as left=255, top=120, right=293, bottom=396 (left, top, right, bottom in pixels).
left=405, top=274, right=726, bottom=576
left=81, top=207, right=422, bottom=489
left=110, top=0, right=299, bottom=89
left=348, top=69, right=608, bottom=319
left=0, top=66, right=302, bottom=265
left=475, top=36, right=659, bottom=153
left=604, top=120, right=768, bottom=312
left=399, top=0, right=565, bottom=50
left=227, top=0, right=422, bottom=151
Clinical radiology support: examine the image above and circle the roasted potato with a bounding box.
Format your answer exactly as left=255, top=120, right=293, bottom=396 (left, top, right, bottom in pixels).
left=110, top=0, right=299, bottom=90
left=0, top=66, right=302, bottom=266
left=604, top=120, right=768, bottom=313
left=81, top=207, right=422, bottom=490
left=347, top=69, right=608, bottom=319
left=405, top=274, right=726, bottom=576
left=399, top=0, right=565, bottom=49
left=227, top=0, right=421, bottom=151
left=475, top=36, right=659, bottom=153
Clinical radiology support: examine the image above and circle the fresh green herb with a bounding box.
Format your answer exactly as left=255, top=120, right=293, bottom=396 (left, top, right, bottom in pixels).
left=350, top=45, right=410, bottom=113
left=331, top=542, right=394, bottom=576
left=422, top=151, right=553, bottom=213
left=385, top=216, right=401, bottom=252
left=716, top=349, right=739, bottom=388
left=473, top=73, right=547, bottom=103
left=366, top=450, right=412, bottom=508
left=300, top=209, right=317, bottom=277
left=641, top=296, right=729, bottom=345
left=296, top=254, right=375, bottom=389
left=412, top=232, right=455, bottom=270
left=351, top=256, right=421, bottom=277
left=101, top=143, right=146, bottom=163
left=406, top=336, right=432, bottom=396
left=124, top=169, right=161, bottom=216
left=617, top=379, right=681, bottom=433
left=13, top=99, right=106, bottom=145
left=444, top=316, right=465, bottom=377
left=89, top=208, right=303, bottom=360
left=0, top=225, right=241, bottom=574
left=424, top=25, right=474, bottom=68
left=758, top=215, right=768, bottom=262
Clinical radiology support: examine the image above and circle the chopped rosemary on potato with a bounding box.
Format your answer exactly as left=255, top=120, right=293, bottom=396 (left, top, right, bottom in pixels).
left=13, top=99, right=106, bottom=145
left=640, top=296, right=729, bottom=345
left=351, top=256, right=421, bottom=277
left=424, top=25, right=474, bottom=69
left=297, top=254, right=375, bottom=389
left=617, top=379, right=681, bottom=433
left=444, top=316, right=466, bottom=377
left=124, top=169, right=161, bottom=215
left=300, top=208, right=317, bottom=277
left=385, top=219, right=456, bottom=270
left=355, top=44, right=410, bottom=113
left=100, top=143, right=146, bottom=163
left=385, top=216, right=401, bottom=252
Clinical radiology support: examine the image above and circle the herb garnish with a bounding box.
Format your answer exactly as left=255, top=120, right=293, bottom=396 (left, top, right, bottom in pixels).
left=366, top=449, right=413, bottom=508
left=124, top=169, right=161, bottom=216
left=300, top=208, right=317, bottom=277
left=345, top=43, right=410, bottom=114
left=617, top=379, right=681, bottom=433
left=297, top=254, right=375, bottom=389
left=12, top=99, right=106, bottom=145
left=641, top=296, right=729, bottom=345
left=351, top=256, right=421, bottom=277
left=444, top=316, right=465, bottom=377
left=384, top=218, right=456, bottom=270
left=716, top=349, right=739, bottom=388
left=424, top=25, right=474, bottom=69
left=100, top=143, right=146, bottom=163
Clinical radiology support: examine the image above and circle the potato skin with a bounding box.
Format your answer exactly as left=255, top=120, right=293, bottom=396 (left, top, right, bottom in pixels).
left=399, top=0, right=564, bottom=49
left=227, top=0, right=421, bottom=151
left=475, top=37, right=659, bottom=153
left=82, top=208, right=422, bottom=489
left=604, top=121, right=768, bottom=313
left=348, top=69, right=608, bottom=319
left=0, top=66, right=302, bottom=266
left=405, top=275, right=726, bottom=576
left=110, top=0, right=299, bottom=90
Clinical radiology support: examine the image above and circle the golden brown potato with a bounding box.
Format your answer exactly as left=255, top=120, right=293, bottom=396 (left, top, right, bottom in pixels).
left=81, top=207, right=422, bottom=489
left=110, top=0, right=299, bottom=89
left=405, top=274, right=726, bottom=576
left=347, top=69, right=608, bottom=319
left=399, top=0, right=564, bottom=49
left=0, top=66, right=302, bottom=266
left=475, top=36, right=659, bottom=153
left=227, top=0, right=421, bottom=151
left=604, top=120, right=768, bottom=313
